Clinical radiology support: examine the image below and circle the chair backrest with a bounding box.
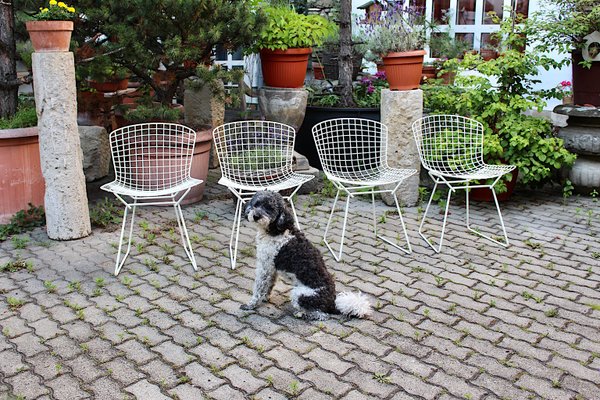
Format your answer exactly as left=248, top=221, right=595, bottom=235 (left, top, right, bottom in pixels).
left=109, top=123, right=196, bottom=192
left=412, top=114, right=484, bottom=175
left=312, top=118, right=387, bottom=179
left=212, top=120, right=296, bottom=187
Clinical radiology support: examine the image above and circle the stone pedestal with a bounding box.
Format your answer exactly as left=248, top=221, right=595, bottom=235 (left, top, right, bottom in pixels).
left=184, top=79, right=224, bottom=168
left=258, top=86, right=308, bottom=132
left=79, top=126, right=109, bottom=182
left=32, top=52, right=91, bottom=240
left=380, top=89, right=422, bottom=206
left=555, top=105, right=600, bottom=191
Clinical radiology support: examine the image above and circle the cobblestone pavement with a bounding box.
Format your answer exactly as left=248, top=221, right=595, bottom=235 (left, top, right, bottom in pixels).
left=1, top=170, right=600, bottom=400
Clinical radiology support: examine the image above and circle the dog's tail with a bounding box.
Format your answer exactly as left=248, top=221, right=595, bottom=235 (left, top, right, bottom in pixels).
left=335, top=291, right=372, bottom=318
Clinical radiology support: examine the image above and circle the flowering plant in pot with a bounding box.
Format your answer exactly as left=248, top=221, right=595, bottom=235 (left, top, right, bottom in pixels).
left=360, top=1, right=426, bottom=90
left=253, top=5, right=337, bottom=88
left=26, top=0, right=77, bottom=52
left=556, top=80, right=574, bottom=104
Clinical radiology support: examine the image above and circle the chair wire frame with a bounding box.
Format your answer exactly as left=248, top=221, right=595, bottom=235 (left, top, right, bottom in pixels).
left=101, top=123, right=202, bottom=275
left=212, top=120, right=314, bottom=269
left=411, top=114, right=516, bottom=252
left=312, top=118, right=417, bottom=261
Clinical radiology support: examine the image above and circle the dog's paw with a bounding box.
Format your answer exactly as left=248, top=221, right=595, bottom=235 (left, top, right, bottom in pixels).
left=293, top=310, right=306, bottom=319
left=240, top=303, right=256, bottom=311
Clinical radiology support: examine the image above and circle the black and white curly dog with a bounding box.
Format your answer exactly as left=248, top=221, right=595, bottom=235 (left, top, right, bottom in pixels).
left=241, top=190, right=371, bottom=320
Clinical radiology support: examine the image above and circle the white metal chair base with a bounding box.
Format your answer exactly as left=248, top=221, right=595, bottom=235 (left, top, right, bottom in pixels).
left=323, top=179, right=413, bottom=262
left=109, top=187, right=200, bottom=276
left=418, top=173, right=510, bottom=253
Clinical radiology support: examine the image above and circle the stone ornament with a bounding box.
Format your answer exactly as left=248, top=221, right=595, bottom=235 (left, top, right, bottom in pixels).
left=582, top=31, right=600, bottom=62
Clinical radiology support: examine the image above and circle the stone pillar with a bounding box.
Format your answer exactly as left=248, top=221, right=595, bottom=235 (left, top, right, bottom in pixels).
left=380, top=89, right=422, bottom=207
left=258, top=87, right=308, bottom=133
left=32, top=52, right=91, bottom=240
left=184, top=79, right=225, bottom=169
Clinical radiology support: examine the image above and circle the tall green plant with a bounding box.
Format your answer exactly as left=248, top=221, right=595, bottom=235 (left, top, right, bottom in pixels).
left=423, top=13, right=576, bottom=188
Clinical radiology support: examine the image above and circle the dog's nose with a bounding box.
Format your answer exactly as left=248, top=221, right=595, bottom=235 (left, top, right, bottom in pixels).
left=253, top=214, right=260, bottom=222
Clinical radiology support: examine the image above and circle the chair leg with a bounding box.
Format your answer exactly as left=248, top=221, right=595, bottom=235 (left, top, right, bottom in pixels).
left=115, top=202, right=137, bottom=276
left=465, top=184, right=509, bottom=247
left=419, top=183, right=452, bottom=253
left=323, top=189, right=350, bottom=262
left=229, top=197, right=244, bottom=269
left=288, top=195, right=300, bottom=228
left=376, top=191, right=412, bottom=254
left=173, top=203, right=198, bottom=271
left=371, top=192, right=377, bottom=238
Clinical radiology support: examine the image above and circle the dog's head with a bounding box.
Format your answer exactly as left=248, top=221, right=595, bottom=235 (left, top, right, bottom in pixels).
left=245, top=190, right=295, bottom=235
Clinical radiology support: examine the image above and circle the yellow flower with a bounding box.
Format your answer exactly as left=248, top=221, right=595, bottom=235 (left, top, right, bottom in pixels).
left=41, top=7, right=49, bottom=12
left=68, top=6, right=75, bottom=12
left=49, top=0, right=57, bottom=5
left=58, top=2, right=66, bottom=7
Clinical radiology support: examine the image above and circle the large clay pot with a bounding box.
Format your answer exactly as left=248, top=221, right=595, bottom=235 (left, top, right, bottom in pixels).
left=0, top=127, right=45, bottom=224
left=26, top=20, right=73, bottom=52
left=182, top=127, right=212, bottom=204
left=260, top=48, right=312, bottom=88
left=382, top=50, right=426, bottom=90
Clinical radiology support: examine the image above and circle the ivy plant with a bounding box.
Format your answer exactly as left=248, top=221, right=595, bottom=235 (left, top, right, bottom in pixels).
left=423, top=13, right=576, bottom=190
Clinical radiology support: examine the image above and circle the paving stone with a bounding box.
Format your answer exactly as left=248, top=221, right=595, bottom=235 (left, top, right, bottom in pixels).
left=88, top=376, right=123, bottom=400
left=139, top=359, right=179, bottom=389
left=152, top=341, right=193, bottom=367
left=429, top=370, right=487, bottom=399
left=125, top=379, right=171, bottom=400
left=341, top=368, right=397, bottom=398
left=0, top=350, right=25, bottom=377
left=168, top=384, right=207, bottom=400
left=45, top=335, right=83, bottom=360
left=9, top=332, right=48, bottom=357
left=258, top=366, right=309, bottom=396
left=47, top=374, right=90, bottom=400
left=5, top=371, right=48, bottom=399
left=207, top=384, right=248, bottom=400
left=82, top=337, right=120, bottom=363
left=0, top=316, right=32, bottom=337
left=221, top=364, right=267, bottom=394
left=66, top=355, right=104, bottom=382
left=116, top=339, right=157, bottom=364
left=254, top=387, right=290, bottom=400
left=304, top=347, right=354, bottom=375
left=102, top=357, right=146, bottom=386
left=515, top=374, right=574, bottom=400
left=184, top=362, right=226, bottom=391
left=299, top=368, right=352, bottom=397
left=264, top=345, right=315, bottom=374
left=229, top=345, right=274, bottom=372
left=189, top=342, right=236, bottom=369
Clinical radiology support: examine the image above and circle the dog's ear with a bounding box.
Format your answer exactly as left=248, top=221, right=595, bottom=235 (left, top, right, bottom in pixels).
left=275, top=205, right=294, bottom=232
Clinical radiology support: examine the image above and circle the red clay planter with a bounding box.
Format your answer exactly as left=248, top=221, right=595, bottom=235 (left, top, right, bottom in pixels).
left=382, top=50, right=426, bottom=91
left=26, top=20, right=73, bottom=52
left=260, top=48, right=312, bottom=88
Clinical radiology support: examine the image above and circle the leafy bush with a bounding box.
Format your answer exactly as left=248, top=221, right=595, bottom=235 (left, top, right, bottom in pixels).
left=0, top=106, right=37, bottom=129
left=0, top=204, right=45, bottom=242
left=423, top=14, right=576, bottom=189
left=254, top=6, right=337, bottom=51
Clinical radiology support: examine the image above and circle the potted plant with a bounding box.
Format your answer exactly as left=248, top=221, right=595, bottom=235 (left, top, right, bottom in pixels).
left=254, top=5, right=337, bottom=88
left=25, top=0, right=77, bottom=52
left=361, top=2, right=426, bottom=90
left=423, top=13, right=576, bottom=200
left=533, top=0, right=600, bottom=105
left=557, top=80, right=574, bottom=104
left=0, top=96, right=44, bottom=223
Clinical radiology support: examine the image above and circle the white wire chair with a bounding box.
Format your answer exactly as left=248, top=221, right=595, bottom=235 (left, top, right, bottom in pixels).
left=312, top=118, right=416, bottom=261
left=412, top=114, right=516, bottom=252
left=101, top=123, right=202, bottom=276
left=212, top=120, right=314, bottom=269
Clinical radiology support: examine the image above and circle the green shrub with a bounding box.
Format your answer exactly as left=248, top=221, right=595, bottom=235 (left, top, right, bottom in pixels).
left=0, top=106, right=37, bottom=129
left=0, top=204, right=45, bottom=242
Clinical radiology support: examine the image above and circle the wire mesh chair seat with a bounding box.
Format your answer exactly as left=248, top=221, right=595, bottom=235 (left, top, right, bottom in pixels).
left=101, top=122, right=202, bottom=275
left=312, top=118, right=416, bottom=262
left=212, top=120, right=314, bottom=269
left=412, top=114, right=516, bottom=253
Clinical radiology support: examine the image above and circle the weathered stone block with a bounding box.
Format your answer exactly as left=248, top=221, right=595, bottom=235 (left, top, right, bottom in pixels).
left=78, top=125, right=109, bottom=182
left=380, top=88, right=422, bottom=206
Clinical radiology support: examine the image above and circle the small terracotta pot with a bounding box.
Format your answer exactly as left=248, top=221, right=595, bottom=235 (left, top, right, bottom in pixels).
left=469, top=168, right=518, bottom=202
left=26, top=20, right=73, bottom=52
left=313, top=63, right=325, bottom=80
left=382, top=50, right=426, bottom=90
left=260, top=48, right=312, bottom=88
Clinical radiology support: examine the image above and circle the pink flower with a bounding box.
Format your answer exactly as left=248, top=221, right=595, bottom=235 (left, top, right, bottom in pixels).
left=367, top=84, right=375, bottom=94
left=560, top=81, right=572, bottom=87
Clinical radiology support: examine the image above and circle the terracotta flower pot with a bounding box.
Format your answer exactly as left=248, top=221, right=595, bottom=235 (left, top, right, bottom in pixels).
left=421, top=65, right=438, bottom=83
left=26, top=20, right=73, bottom=52
left=469, top=168, right=518, bottom=202
left=0, top=127, right=45, bottom=224
left=313, top=63, right=325, bottom=80
left=382, top=50, right=426, bottom=90
left=260, top=48, right=312, bottom=88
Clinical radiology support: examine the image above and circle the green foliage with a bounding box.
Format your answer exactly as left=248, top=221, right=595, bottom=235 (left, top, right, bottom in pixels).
left=31, top=0, right=76, bottom=21
left=254, top=5, right=337, bottom=51
left=74, top=0, right=266, bottom=104
left=532, top=0, right=600, bottom=61
left=89, top=198, right=123, bottom=228
left=0, top=204, right=45, bottom=242
left=360, top=3, right=426, bottom=55
left=228, top=148, right=286, bottom=171
left=352, top=72, right=389, bottom=108
left=189, top=65, right=245, bottom=108
left=77, top=54, right=129, bottom=84
left=0, top=106, right=37, bottom=129
left=423, top=14, right=576, bottom=189
left=124, top=104, right=182, bottom=123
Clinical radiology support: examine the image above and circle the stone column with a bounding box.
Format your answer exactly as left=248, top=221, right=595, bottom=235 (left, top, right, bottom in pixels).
left=258, top=86, right=308, bottom=133
left=380, top=88, right=422, bottom=207
left=184, top=79, right=225, bottom=168
left=32, top=52, right=91, bottom=240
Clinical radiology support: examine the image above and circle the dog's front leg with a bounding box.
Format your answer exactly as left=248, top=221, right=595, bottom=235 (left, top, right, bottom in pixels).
left=241, top=261, right=276, bottom=310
